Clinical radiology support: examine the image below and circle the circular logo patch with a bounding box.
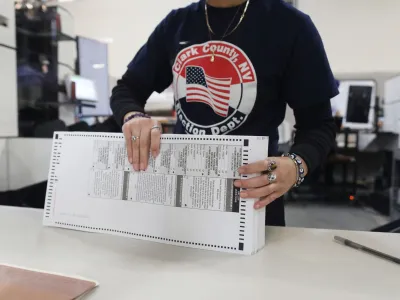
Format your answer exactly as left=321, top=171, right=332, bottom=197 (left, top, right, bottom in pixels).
left=172, top=41, right=257, bottom=135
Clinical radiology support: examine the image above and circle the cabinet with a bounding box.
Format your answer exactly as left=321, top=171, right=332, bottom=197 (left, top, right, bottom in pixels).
left=0, top=47, right=18, bottom=137
left=0, top=0, right=16, bottom=48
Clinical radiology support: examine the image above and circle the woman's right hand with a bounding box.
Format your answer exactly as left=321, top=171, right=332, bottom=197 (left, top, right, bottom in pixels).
left=122, top=114, right=162, bottom=171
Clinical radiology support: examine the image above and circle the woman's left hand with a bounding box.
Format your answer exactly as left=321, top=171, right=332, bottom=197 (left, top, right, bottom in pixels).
left=234, top=156, right=307, bottom=209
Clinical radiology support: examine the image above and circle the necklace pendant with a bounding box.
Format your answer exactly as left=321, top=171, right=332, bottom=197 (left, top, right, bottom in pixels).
left=210, top=53, right=215, bottom=62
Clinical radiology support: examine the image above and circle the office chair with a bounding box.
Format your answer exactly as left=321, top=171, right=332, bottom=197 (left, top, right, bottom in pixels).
left=34, top=120, right=67, bottom=138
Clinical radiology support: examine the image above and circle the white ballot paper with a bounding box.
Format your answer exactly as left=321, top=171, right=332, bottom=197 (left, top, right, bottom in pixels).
left=43, top=132, right=268, bottom=255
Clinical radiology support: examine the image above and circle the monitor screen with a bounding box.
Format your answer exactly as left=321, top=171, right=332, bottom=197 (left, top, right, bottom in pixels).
left=77, top=36, right=111, bottom=117
left=345, top=85, right=373, bottom=124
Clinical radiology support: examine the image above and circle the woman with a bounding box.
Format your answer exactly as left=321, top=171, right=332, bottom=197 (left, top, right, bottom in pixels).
left=110, top=0, right=338, bottom=226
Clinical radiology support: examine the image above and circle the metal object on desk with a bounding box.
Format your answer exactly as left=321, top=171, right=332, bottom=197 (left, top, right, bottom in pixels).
left=334, top=236, right=400, bottom=265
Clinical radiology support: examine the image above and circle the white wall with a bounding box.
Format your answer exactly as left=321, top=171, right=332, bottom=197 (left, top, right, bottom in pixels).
left=298, top=0, right=400, bottom=74
left=0, top=0, right=18, bottom=137
left=62, top=0, right=400, bottom=77
left=61, top=0, right=193, bottom=78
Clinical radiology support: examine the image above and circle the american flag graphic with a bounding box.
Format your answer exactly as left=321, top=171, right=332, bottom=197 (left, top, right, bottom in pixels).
left=186, top=66, right=232, bottom=117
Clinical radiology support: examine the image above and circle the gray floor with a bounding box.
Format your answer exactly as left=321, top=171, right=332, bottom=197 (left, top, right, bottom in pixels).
left=286, top=202, right=390, bottom=231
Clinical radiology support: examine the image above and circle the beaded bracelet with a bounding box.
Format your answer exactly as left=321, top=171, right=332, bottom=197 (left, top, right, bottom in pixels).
left=123, top=112, right=150, bottom=124
left=282, top=153, right=306, bottom=188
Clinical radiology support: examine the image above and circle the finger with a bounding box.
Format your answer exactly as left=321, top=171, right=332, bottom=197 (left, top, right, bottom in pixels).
left=131, top=126, right=141, bottom=171
left=122, top=125, right=133, bottom=165
left=234, top=174, right=269, bottom=189
left=254, top=192, right=280, bottom=209
left=150, top=123, right=162, bottom=158
left=239, top=158, right=276, bottom=175
left=139, top=124, right=151, bottom=171
left=240, top=183, right=277, bottom=199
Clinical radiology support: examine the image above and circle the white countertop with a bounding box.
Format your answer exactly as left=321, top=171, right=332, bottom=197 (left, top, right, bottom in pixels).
left=1, top=206, right=399, bottom=300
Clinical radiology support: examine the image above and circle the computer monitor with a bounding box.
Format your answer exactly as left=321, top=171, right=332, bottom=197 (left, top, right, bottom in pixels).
left=340, top=80, right=376, bottom=130
left=76, top=36, right=111, bottom=117
left=346, top=86, right=373, bottom=124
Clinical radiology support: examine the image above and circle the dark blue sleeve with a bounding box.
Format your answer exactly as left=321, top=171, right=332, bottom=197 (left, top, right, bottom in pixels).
left=126, top=15, right=173, bottom=94
left=281, top=16, right=339, bottom=109
left=110, top=12, right=174, bottom=126
left=282, top=16, right=338, bottom=174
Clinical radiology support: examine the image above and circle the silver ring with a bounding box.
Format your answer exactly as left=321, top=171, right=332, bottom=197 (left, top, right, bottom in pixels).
left=267, top=172, right=277, bottom=184
left=266, top=160, right=277, bottom=172
left=151, top=125, right=161, bottom=131
left=131, top=136, right=139, bottom=142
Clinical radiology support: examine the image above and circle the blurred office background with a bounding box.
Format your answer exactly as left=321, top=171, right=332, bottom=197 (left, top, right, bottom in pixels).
left=0, top=0, right=400, bottom=233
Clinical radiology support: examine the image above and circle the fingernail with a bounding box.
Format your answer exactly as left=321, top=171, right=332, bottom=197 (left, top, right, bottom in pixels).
left=140, top=163, right=145, bottom=171
left=240, top=191, right=247, bottom=198
left=234, top=180, right=241, bottom=187
left=254, top=203, right=260, bottom=209
left=128, top=157, right=132, bottom=164
left=133, top=164, right=139, bottom=171
left=152, top=151, right=158, bottom=158
left=238, top=167, right=244, bottom=174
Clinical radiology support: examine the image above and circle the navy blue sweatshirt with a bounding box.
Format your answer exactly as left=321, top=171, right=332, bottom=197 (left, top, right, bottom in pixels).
left=110, top=0, right=338, bottom=225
